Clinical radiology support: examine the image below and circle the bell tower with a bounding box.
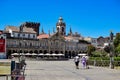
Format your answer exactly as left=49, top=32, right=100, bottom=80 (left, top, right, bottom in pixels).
left=56, top=17, right=66, bottom=36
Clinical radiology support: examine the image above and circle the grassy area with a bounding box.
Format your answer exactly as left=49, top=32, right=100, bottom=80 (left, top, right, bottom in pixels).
left=0, top=66, right=11, bottom=75
left=115, top=66, right=120, bottom=70
left=0, top=62, right=11, bottom=66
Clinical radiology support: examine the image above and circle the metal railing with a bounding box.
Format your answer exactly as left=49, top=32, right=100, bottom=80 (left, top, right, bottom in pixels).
left=88, top=60, right=120, bottom=68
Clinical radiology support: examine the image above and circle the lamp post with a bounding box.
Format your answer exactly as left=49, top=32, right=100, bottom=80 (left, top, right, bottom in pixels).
left=19, top=25, right=26, bottom=79
left=109, top=31, right=114, bottom=69
left=18, top=26, right=23, bottom=62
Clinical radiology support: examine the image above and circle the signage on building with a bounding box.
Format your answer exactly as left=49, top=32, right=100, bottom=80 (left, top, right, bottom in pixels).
left=0, top=39, right=5, bottom=52
left=0, top=39, right=6, bottom=59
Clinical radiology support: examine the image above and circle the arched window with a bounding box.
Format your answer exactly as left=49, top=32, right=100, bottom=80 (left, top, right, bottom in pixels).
left=30, top=43, right=32, bottom=46
left=19, top=42, right=22, bottom=47
left=25, top=42, right=27, bottom=46
left=33, top=34, right=35, bottom=38
left=28, top=34, right=30, bottom=38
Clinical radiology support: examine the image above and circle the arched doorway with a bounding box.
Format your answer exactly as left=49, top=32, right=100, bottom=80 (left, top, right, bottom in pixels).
left=72, top=51, right=76, bottom=58
left=34, top=50, right=38, bottom=54
left=50, top=51, right=53, bottom=54
left=55, top=51, right=59, bottom=54
left=65, top=51, right=69, bottom=58
left=39, top=50, right=42, bottom=53
left=7, top=50, right=12, bottom=58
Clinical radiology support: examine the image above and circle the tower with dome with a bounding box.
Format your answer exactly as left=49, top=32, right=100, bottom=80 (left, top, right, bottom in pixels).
left=56, top=17, right=66, bottom=36
left=3, top=16, right=89, bottom=60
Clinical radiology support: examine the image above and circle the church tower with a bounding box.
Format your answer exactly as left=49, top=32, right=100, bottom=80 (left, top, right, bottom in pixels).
left=56, top=17, right=66, bottom=36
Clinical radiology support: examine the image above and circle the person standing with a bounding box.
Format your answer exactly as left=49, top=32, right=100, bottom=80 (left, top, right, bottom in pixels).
left=74, top=55, right=80, bottom=69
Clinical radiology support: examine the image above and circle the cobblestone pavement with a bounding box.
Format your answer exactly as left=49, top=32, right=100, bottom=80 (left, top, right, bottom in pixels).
left=0, top=59, right=120, bottom=80
left=25, top=59, right=120, bottom=80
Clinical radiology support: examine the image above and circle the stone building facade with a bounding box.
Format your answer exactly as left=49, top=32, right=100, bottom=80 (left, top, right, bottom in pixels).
left=4, top=17, right=89, bottom=59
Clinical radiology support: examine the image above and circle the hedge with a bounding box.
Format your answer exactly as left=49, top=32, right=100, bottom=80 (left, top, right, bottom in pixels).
left=88, top=57, right=120, bottom=67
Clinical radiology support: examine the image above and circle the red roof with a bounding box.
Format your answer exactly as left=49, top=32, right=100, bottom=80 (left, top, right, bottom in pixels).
left=64, top=36, right=73, bottom=40
left=0, top=31, right=3, bottom=35
left=37, top=34, right=49, bottom=39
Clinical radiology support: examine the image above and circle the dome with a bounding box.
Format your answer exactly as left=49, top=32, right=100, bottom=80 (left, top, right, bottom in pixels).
left=56, top=17, right=66, bottom=26
left=59, top=16, right=63, bottom=20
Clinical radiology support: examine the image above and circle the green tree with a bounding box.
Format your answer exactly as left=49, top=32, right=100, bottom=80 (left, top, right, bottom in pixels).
left=114, top=33, right=120, bottom=48
left=114, top=33, right=120, bottom=56
left=91, top=50, right=108, bottom=57
left=115, top=44, right=120, bottom=56
left=91, top=50, right=101, bottom=57
left=87, top=44, right=96, bottom=56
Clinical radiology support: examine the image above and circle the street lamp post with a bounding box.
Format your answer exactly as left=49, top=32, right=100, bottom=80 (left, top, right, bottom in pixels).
left=20, top=25, right=26, bottom=79
left=109, top=31, right=114, bottom=69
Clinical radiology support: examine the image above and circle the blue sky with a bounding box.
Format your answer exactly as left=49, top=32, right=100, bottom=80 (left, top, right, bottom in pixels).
left=0, top=0, right=120, bottom=38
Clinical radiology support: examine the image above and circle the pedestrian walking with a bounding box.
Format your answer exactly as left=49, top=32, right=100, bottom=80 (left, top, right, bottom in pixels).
left=74, top=55, right=80, bottom=69
left=81, top=56, right=86, bottom=69
left=85, top=56, right=89, bottom=69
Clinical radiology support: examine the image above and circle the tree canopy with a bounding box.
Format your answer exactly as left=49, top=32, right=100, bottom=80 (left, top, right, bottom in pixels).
left=114, top=33, right=120, bottom=56
left=87, top=44, right=96, bottom=56
left=115, top=44, right=120, bottom=56
left=114, top=33, right=120, bottom=48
